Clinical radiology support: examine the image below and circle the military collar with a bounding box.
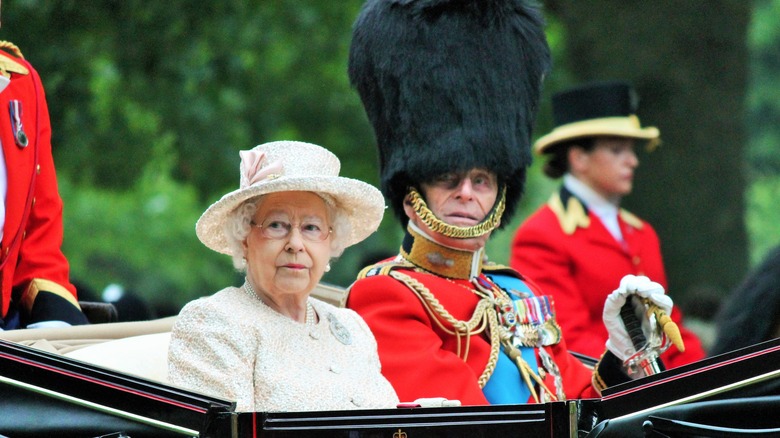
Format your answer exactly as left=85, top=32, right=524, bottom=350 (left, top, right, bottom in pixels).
left=550, top=183, right=643, bottom=235
left=563, top=173, right=621, bottom=209
left=400, top=223, right=484, bottom=280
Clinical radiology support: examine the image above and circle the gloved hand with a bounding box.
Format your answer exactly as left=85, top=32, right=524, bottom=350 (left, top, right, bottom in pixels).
left=413, top=397, right=462, bottom=407
left=603, top=275, right=673, bottom=361
left=397, top=398, right=462, bottom=408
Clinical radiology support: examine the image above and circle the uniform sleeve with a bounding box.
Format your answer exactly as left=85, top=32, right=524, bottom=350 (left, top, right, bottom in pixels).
left=347, top=275, right=490, bottom=406
left=168, top=299, right=254, bottom=410
left=511, top=210, right=606, bottom=357
left=11, top=64, right=85, bottom=326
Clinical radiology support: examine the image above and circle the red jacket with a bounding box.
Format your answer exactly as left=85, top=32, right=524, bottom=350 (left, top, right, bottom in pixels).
left=510, top=189, right=705, bottom=368
left=0, top=44, right=85, bottom=328
left=347, top=265, right=600, bottom=405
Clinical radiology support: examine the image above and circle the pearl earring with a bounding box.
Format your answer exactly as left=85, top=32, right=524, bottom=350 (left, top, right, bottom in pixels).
left=325, top=263, right=331, bottom=272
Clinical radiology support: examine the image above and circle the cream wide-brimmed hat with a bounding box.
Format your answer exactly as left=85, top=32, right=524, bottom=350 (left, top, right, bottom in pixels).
left=534, top=81, right=660, bottom=154
left=196, top=141, right=385, bottom=255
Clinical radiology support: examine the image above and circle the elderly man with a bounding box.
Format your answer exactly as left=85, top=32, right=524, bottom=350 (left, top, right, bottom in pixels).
left=345, top=0, right=677, bottom=405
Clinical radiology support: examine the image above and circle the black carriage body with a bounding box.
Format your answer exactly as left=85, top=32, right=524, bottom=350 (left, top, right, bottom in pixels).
left=3, top=337, right=780, bottom=437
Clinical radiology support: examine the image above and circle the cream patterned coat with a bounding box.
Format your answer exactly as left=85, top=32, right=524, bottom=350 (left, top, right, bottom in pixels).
left=168, top=285, right=399, bottom=412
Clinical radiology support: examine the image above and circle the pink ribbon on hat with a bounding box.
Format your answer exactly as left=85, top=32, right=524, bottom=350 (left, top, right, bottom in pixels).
left=239, top=149, right=284, bottom=188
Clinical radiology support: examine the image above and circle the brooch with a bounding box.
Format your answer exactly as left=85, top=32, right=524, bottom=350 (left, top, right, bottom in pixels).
left=327, top=313, right=352, bottom=345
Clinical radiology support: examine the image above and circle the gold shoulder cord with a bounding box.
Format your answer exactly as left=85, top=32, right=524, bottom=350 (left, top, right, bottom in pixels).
left=0, top=41, right=30, bottom=79
left=0, top=41, right=25, bottom=58
left=390, top=270, right=559, bottom=402
left=389, top=270, right=500, bottom=388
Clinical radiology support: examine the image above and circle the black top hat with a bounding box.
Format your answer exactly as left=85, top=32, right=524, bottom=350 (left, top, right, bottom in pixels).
left=349, top=0, right=551, bottom=227
left=534, top=81, right=659, bottom=154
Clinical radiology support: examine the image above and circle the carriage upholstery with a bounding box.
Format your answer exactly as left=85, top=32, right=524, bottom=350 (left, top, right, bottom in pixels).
left=0, top=282, right=348, bottom=384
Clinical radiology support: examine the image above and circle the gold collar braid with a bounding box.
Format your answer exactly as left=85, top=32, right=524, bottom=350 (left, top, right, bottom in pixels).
left=408, top=186, right=506, bottom=239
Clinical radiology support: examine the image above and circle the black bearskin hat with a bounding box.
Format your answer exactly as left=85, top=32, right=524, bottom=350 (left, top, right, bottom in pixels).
left=349, top=0, right=550, bottom=226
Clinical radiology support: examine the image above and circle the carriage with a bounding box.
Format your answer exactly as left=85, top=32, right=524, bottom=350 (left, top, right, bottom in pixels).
left=2, top=283, right=780, bottom=437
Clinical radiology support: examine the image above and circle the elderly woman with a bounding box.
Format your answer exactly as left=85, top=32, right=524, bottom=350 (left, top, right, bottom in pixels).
left=168, top=140, right=399, bottom=412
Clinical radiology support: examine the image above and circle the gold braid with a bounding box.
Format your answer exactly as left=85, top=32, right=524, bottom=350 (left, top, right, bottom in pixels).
left=408, top=186, right=506, bottom=239
left=0, top=41, right=24, bottom=58
left=390, top=271, right=501, bottom=387
left=389, top=270, right=559, bottom=400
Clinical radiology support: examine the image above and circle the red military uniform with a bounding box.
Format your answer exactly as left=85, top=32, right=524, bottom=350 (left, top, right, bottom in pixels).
left=510, top=188, right=704, bottom=368
left=347, top=226, right=614, bottom=406
left=0, top=43, right=86, bottom=329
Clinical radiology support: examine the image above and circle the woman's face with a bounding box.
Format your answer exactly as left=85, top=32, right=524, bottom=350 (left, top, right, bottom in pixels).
left=244, top=191, right=332, bottom=302
left=571, top=136, right=639, bottom=200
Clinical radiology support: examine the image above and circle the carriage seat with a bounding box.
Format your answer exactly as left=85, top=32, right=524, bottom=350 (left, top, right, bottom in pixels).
left=0, top=282, right=348, bottom=384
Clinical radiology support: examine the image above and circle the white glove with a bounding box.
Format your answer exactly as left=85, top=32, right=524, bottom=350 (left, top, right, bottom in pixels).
left=412, top=397, right=461, bottom=407
left=397, top=397, right=462, bottom=408
left=603, top=275, right=673, bottom=361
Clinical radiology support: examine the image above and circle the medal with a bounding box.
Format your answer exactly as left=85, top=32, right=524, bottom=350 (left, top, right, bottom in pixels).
left=9, top=100, right=28, bottom=148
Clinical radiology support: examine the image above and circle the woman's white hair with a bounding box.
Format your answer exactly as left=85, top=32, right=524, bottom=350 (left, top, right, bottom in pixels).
left=222, top=192, right=351, bottom=271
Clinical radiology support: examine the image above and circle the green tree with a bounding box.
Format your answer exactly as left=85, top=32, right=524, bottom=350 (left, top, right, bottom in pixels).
left=1, top=1, right=397, bottom=307
left=745, top=0, right=780, bottom=264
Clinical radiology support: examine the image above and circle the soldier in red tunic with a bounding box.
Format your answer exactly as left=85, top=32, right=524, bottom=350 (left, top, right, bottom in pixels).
left=346, top=0, right=679, bottom=405
left=510, top=82, right=705, bottom=368
left=0, top=4, right=87, bottom=329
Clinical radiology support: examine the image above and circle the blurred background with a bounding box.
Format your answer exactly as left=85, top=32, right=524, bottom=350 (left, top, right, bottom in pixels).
left=2, top=1, right=778, bottom=329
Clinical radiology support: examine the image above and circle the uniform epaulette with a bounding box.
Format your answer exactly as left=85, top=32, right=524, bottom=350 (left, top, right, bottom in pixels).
left=345, top=259, right=413, bottom=307
left=0, top=41, right=29, bottom=78
left=356, top=259, right=414, bottom=279
left=619, top=208, right=644, bottom=230
left=482, top=262, right=519, bottom=276
left=547, top=191, right=590, bottom=235
left=482, top=263, right=531, bottom=282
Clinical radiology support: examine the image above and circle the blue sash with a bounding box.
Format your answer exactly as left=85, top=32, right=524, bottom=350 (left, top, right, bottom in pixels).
left=481, top=274, right=541, bottom=404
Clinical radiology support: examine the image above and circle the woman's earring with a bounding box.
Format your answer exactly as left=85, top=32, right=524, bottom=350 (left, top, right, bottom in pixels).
left=325, top=263, right=331, bottom=272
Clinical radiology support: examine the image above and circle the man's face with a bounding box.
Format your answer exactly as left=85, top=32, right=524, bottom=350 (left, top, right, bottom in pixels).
left=404, top=168, right=498, bottom=251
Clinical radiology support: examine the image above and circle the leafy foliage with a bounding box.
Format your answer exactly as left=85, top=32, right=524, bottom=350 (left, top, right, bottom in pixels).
left=748, top=0, right=780, bottom=177
left=746, top=0, right=780, bottom=263
left=3, top=1, right=382, bottom=308
left=57, top=138, right=236, bottom=311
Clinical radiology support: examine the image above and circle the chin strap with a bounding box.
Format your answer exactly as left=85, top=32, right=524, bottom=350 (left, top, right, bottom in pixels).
left=407, top=186, right=505, bottom=239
